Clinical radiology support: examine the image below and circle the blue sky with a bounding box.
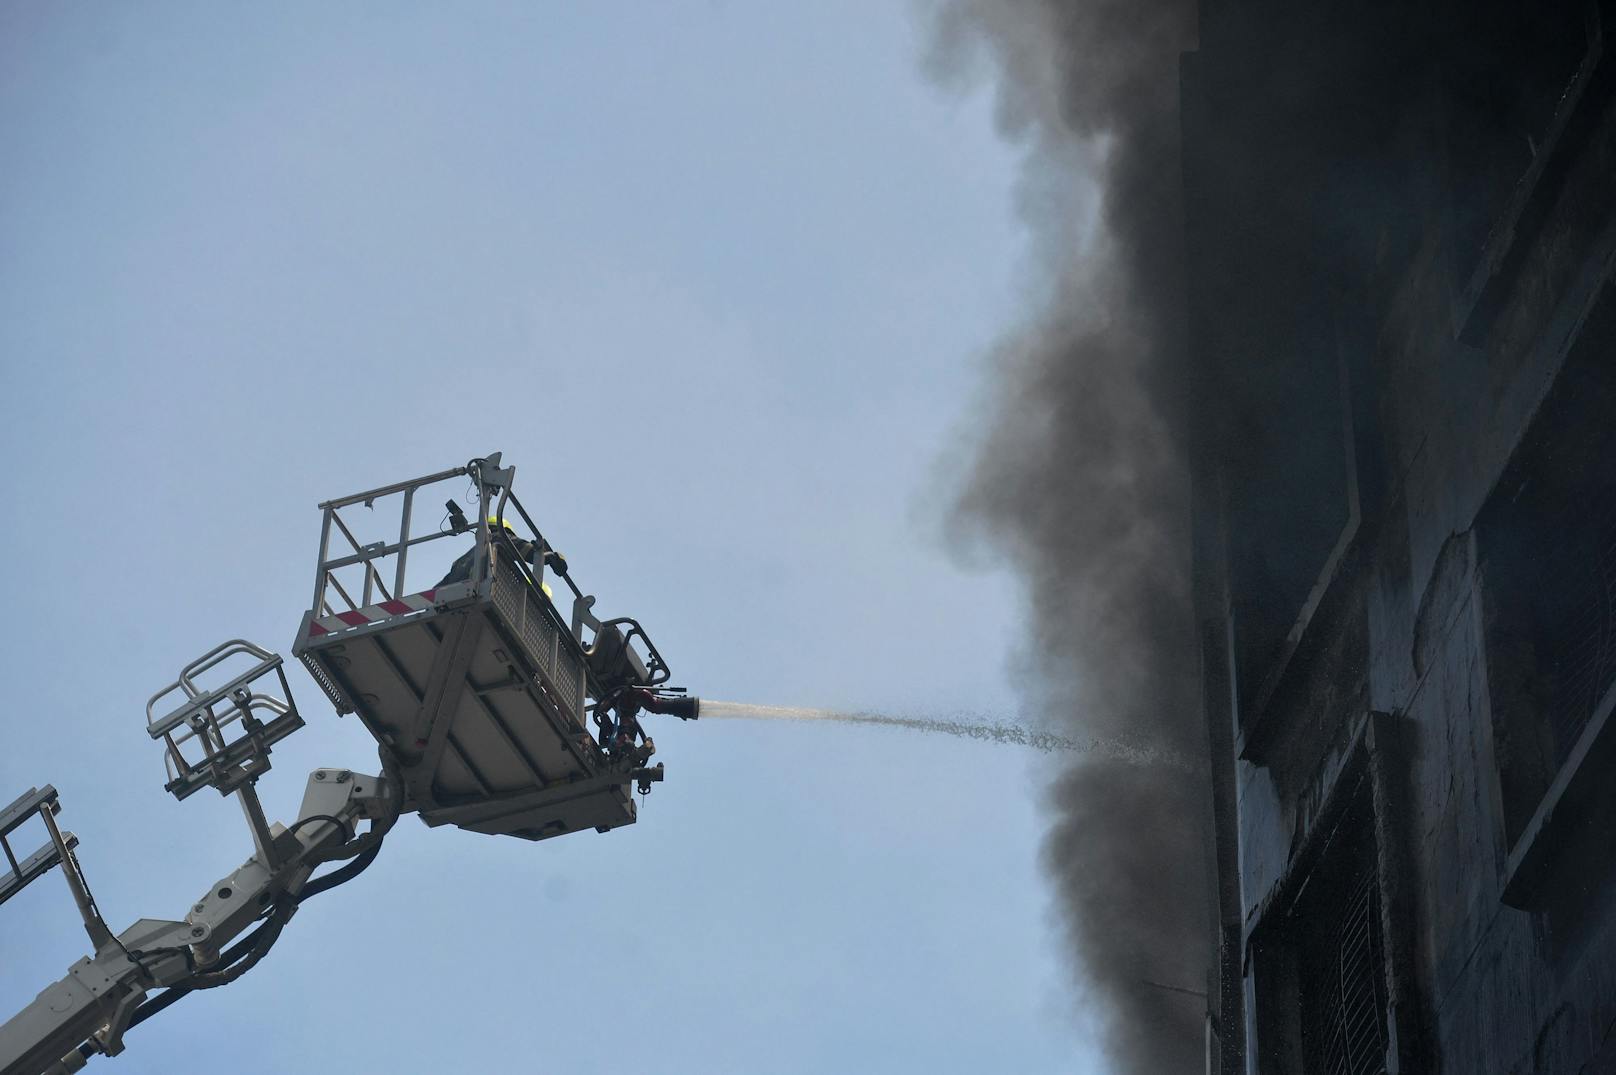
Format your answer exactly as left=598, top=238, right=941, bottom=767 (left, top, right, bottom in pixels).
left=0, top=4, right=1103, bottom=1071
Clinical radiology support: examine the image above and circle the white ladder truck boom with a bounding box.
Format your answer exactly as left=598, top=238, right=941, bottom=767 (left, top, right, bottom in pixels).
left=0, top=453, right=698, bottom=1074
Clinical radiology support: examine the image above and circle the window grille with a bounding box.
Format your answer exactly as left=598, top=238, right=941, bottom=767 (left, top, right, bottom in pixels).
left=1250, top=726, right=1406, bottom=1075
left=1302, top=871, right=1388, bottom=1075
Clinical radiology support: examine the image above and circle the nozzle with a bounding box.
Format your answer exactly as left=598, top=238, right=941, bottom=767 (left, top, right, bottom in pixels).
left=640, top=693, right=700, bottom=721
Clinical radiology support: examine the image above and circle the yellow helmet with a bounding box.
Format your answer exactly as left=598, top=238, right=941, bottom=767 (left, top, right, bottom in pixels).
left=486, top=515, right=550, bottom=598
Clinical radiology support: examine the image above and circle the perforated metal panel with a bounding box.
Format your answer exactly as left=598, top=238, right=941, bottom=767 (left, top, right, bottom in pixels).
left=299, top=647, right=354, bottom=715
left=491, top=557, right=588, bottom=720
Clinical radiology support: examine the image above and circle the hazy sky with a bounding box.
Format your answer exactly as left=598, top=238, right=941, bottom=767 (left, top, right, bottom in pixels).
left=0, top=5, right=1104, bottom=1071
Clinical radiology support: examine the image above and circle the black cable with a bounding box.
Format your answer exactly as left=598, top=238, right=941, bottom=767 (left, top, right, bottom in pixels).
left=123, top=942, right=196, bottom=979
left=63, top=844, right=167, bottom=984
left=300, top=836, right=383, bottom=900
left=79, top=887, right=284, bottom=1060
left=287, top=813, right=353, bottom=843
left=73, top=778, right=400, bottom=1068
left=125, top=985, right=186, bottom=1032
left=126, top=909, right=284, bottom=1030
left=121, top=834, right=384, bottom=1043
left=116, top=756, right=405, bottom=1055
left=184, top=905, right=291, bottom=990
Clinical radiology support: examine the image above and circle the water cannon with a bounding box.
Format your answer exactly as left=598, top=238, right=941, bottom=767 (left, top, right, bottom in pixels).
left=639, top=690, right=700, bottom=721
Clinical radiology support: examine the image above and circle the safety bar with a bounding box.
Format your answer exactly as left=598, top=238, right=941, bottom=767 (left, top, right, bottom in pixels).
left=305, top=454, right=678, bottom=701
left=309, top=458, right=498, bottom=617
left=487, top=478, right=585, bottom=606
left=145, top=642, right=305, bottom=801
left=600, top=617, right=671, bottom=687
left=316, top=464, right=470, bottom=511
left=308, top=453, right=584, bottom=620
left=146, top=640, right=284, bottom=737
left=0, top=786, right=75, bottom=909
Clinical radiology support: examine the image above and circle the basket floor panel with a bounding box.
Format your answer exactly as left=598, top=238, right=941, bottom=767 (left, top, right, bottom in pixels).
left=427, top=785, right=636, bottom=842
left=304, top=602, right=610, bottom=838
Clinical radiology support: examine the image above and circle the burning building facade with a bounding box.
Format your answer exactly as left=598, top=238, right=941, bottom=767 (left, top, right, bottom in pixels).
left=1184, top=1, right=1616, bottom=1071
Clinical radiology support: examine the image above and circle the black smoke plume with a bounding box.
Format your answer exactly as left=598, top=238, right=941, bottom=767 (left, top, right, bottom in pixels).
left=925, top=1, right=1206, bottom=1070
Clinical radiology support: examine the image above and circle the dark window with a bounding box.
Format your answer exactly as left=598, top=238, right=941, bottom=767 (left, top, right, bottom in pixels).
left=1478, top=284, right=1616, bottom=848
left=1445, top=0, right=1591, bottom=272
left=1296, top=787, right=1388, bottom=1075
left=1251, top=773, right=1391, bottom=1075
left=1300, top=873, right=1388, bottom=1075
left=1225, top=338, right=1358, bottom=739
left=1186, top=4, right=1400, bottom=745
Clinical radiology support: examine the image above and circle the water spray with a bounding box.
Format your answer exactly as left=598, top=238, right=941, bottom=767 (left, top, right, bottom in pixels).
left=702, top=701, right=1193, bottom=770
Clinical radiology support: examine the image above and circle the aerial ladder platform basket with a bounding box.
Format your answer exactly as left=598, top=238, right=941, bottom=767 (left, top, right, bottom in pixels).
left=291, top=454, right=690, bottom=843
left=0, top=452, right=698, bottom=1075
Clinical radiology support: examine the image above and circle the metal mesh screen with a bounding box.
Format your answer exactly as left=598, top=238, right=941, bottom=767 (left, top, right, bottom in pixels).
left=554, top=648, right=583, bottom=713
left=299, top=650, right=354, bottom=715
left=515, top=589, right=559, bottom=680
left=494, top=559, right=587, bottom=720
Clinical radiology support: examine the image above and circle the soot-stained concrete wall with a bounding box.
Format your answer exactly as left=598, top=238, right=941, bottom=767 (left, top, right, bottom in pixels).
left=1183, top=2, right=1616, bottom=1071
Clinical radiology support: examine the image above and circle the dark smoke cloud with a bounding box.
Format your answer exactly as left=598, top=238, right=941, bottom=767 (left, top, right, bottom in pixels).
left=925, top=1, right=1206, bottom=1070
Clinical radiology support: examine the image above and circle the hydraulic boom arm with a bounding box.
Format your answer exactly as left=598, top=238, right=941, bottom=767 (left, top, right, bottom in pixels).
left=0, top=767, right=395, bottom=1075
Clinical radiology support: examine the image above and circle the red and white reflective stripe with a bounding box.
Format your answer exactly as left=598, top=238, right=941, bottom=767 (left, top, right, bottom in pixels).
left=308, top=589, right=438, bottom=637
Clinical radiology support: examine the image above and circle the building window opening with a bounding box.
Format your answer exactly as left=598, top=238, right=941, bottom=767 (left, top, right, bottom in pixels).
left=1252, top=770, right=1392, bottom=1075
left=1479, top=284, right=1616, bottom=847
left=1296, top=788, right=1388, bottom=1075
left=1300, top=872, right=1388, bottom=1075
left=1444, top=0, right=1591, bottom=270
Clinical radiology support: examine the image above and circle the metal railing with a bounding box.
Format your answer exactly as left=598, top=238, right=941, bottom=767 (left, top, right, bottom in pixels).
left=0, top=786, right=74, bottom=909
left=304, top=454, right=672, bottom=714
left=145, top=640, right=305, bottom=801
left=310, top=462, right=469, bottom=616
left=307, top=453, right=587, bottom=617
